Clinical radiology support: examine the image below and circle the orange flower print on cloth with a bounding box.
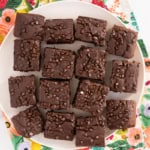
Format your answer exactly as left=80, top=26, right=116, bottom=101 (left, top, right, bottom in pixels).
left=144, top=126, right=150, bottom=136
left=0, top=0, right=8, bottom=9
left=0, top=23, right=9, bottom=44
left=1, top=9, right=16, bottom=29
left=144, top=126, right=150, bottom=148
left=145, top=137, right=150, bottom=148
left=127, top=128, right=143, bottom=146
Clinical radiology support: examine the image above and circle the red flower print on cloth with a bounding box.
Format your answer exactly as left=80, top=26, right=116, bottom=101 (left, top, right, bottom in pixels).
left=145, top=80, right=150, bottom=86
left=28, top=0, right=35, bottom=6
left=106, top=134, right=114, bottom=140
left=92, top=0, right=109, bottom=10
left=0, top=0, right=8, bottom=9
left=92, top=0, right=105, bottom=8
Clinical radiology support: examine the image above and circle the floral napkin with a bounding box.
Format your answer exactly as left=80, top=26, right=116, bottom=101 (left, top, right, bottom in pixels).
left=0, top=0, right=150, bottom=150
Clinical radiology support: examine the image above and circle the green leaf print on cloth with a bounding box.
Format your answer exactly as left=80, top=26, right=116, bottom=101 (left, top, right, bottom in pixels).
left=140, top=104, right=145, bottom=115
left=11, top=134, right=23, bottom=150
left=35, top=0, right=40, bottom=8
left=143, top=94, right=150, bottom=100
left=140, top=104, right=150, bottom=127
left=130, top=12, right=139, bottom=31
left=147, top=88, right=150, bottom=93
left=24, top=0, right=40, bottom=11
left=107, top=140, right=130, bottom=149
left=133, top=142, right=144, bottom=148
left=24, top=0, right=34, bottom=10
left=42, top=145, right=53, bottom=150
left=107, top=140, right=143, bottom=149
left=138, top=39, right=149, bottom=57
left=141, top=115, right=150, bottom=127
left=5, top=0, right=22, bottom=9
left=0, top=0, right=22, bottom=16
left=118, top=17, right=129, bottom=24
left=91, top=147, right=104, bottom=150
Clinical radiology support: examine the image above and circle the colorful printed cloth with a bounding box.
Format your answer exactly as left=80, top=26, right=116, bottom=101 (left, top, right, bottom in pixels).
left=0, top=0, right=150, bottom=150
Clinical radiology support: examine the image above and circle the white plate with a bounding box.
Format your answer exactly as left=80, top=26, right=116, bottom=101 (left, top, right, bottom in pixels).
left=0, top=1, right=145, bottom=150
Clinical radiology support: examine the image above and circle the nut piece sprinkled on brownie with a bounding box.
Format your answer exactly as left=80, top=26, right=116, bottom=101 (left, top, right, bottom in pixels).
left=39, top=79, right=70, bottom=110
left=106, top=100, right=136, bottom=129
left=44, top=19, right=74, bottom=44
left=75, top=46, right=106, bottom=80
left=12, top=106, right=43, bottom=138
left=76, top=116, right=105, bottom=147
left=75, top=16, right=107, bottom=46
left=110, top=60, right=139, bottom=92
left=14, top=39, right=41, bottom=71
left=74, top=80, right=109, bottom=115
left=106, top=25, right=138, bottom=58
left=8, top=75, right=36, bottom=107
left=44, top=112, right=75, bottom=140
left=14, top=13, right=45, bottom=40
left=42, top=47, right=75, bottom=79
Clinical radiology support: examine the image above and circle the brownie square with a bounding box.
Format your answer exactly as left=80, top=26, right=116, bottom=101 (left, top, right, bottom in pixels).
left=75, top=16, right=107, bottom=46
left=110, top=60, right=139, bottom=92
left=11, top=106, right=43, bottom=138
left=14, top=13, right=45, bottom=40
left=39, top=79, right=70, bottom=110
left=106, top=100, right=136, bottom=129
left=76, top=117, right=105, bottom=147
left=8, top=75, right=36, bottom=107
left=14, top=39, right=40, bottom=71
left=75, top=46, right=106, bottom=80
left=106, top=25, right=138, bottom=58
left=44, top=19, right=74, bottom=44
left=76, top=116, right=105, bottom=128
left=42, top=47, right=75, bottom=79
left=74, top=80, right=109, bottom=115
left=44, top=112, right=75, bottom=140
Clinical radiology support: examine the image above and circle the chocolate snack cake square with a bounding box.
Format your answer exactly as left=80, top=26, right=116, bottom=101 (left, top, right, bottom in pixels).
left=14, top=39, right=40, bottom=71
left=44, top=112, right=75, bottom=140
left=75, top=16, right=107, bottom=46
left=106, top=25, right=138, bottom=58
left=11, top=106, right=43, bottom=138
left=106, top=100, right=136, bottom=129
left=14, top=13, right=45, bottom=40
left=75, top=46, right=106, bottom=80
left=76, top=117, right=105, bottom=147
left=8, top=75, right=36, bottom=107
left=42, top=47, right=75, bottom=79
left=110, top=60, right=139, bottom=92
left=44, top=19, right=74, bottom=43
left=74, top=80, right=109, bottom=115
left=39, top=79, right=70, bottom=110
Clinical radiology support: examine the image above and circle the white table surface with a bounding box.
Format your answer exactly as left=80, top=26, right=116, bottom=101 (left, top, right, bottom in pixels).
left=0, top=1, right=149, bottom=150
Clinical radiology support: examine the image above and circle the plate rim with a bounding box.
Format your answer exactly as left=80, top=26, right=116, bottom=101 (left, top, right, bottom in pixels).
left=0, top=1, right=145, bottom=149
